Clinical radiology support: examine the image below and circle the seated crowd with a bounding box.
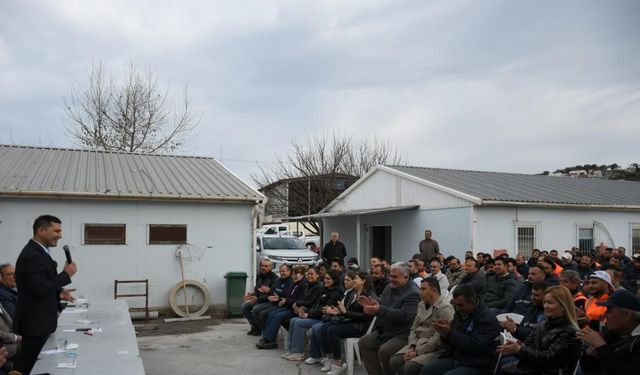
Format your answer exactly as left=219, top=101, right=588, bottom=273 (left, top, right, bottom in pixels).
left=242, top=243, right=640, bottom=375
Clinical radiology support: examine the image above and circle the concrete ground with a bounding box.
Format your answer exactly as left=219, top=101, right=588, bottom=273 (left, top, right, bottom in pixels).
left=137, top=318, right=368, bottom=375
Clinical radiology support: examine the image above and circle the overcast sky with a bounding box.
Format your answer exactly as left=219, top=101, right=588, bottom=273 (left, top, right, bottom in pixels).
left=1, top=1, right=639, bottom=186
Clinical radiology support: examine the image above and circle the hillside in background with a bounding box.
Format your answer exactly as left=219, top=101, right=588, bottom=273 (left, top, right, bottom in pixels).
left=540, top=163, right=640, bottom=181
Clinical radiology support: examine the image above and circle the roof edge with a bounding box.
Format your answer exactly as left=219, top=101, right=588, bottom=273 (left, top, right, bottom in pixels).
left=0, top=190, right=263, bottom=204
left=481, top=200, right=640, bottom=210
left=380, top=165, right=482, bottom=205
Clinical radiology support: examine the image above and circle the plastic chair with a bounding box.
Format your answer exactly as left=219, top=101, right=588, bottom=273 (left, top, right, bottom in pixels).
left=447, top=285, right=456, bottom=303
left=344, top=316, right=377, bottom=375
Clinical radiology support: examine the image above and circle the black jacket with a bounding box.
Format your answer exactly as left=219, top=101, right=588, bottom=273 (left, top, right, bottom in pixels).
left=294, top=280, right=323, bottom=310
left=343, top=290, right=374, bottom=333
left=14, top=240, right=72, bottom=336
left=580, top=327, right=640, bottom=375
left=515, top=317, right=582, bottom=375
left=482, top=272, right=520, bottom=310
left=512, top=303, right=545, bottom=341
left=442, top=302, right=501, bottom=370
left=253, top=271, right=280, bottom=303
left=459, top=271, right=486, bottom=295
left=321, top=241, right=347, bottom=264
left=308, top=286, right=343, bottom=319
left=373, top=275, right=390, bottom=298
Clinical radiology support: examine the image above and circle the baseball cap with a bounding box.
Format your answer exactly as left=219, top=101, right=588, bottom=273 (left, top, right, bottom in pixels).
left=588, top=270, right=614, bottom=289
left=561, top=253, right=573, bottom=260
left=596, top=289, right=640, bottom=311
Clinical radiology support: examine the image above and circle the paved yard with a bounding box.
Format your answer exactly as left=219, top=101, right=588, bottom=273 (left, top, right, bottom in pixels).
left=137, top=318, right=368, bottom=375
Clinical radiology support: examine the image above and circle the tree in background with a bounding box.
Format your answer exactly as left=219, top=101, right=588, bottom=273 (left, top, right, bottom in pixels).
left=254, top=132, right=407, bottom=234
left=64, top=63, right=198, bottom=153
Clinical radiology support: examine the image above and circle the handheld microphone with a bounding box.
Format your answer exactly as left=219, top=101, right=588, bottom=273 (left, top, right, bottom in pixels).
left=63, top=245, right=73, bottom=264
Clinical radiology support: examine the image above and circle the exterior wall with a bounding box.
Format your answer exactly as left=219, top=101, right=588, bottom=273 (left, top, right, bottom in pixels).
left=474, top=206, right=640, bottom=256
left=323, top=207, right=473, bottom=264
left=330, top=169, right=473, bottom=212
left=0, top=197, right=255, bottom=308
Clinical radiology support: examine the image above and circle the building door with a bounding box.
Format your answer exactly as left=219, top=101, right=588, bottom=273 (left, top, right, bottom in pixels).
left=370, top=225, right=392, bottom=262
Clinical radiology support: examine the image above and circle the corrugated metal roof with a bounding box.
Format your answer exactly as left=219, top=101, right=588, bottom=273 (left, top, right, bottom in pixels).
left=0, top=145, right=263, bottom=202
left=387, top=165, right=640, bottom=207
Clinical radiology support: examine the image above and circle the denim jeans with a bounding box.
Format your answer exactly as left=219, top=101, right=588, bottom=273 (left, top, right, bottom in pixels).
left=309, top=321, right=333, bottom=358
left=288, top=317, right=321, bottom=353
left=263, top=307, right=295, bottom=342
left=241, top=300, right=257, bottom=326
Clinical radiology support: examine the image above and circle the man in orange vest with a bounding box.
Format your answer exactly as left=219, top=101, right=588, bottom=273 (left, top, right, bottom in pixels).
left=584, top=270, right=614, bottom=330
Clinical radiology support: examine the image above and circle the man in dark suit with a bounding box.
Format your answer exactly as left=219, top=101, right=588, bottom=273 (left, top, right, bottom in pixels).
left=13, top=215, right=77, bottom=375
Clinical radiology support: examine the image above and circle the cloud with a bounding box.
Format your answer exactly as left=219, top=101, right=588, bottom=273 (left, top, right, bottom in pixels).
left=0, top=0, right=639, bottom=184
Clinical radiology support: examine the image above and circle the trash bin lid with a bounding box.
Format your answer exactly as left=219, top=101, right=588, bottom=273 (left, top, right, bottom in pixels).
left=224, top=272, right=248, bottom=278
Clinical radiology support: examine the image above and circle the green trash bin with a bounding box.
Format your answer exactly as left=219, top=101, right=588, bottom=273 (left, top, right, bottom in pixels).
left=224, top=271, right=248, bottom=318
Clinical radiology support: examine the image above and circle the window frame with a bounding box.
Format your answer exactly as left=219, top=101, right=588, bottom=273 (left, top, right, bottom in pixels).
left=630, top=223, right=640, bottom=255
left=514, top=224, right=537, bottom=258
left=148, top=224, right=188, bottom=245
left=576, top=224, right=594, bottom=254
left=83, top=223, right=127, bottom=245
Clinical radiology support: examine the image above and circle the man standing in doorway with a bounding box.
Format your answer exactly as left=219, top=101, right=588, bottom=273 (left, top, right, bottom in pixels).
left=419, top=230, right=439, bottom=263
left=13, top=215, right=78, bottom=375
left=322, top=232, right=347, bottom=266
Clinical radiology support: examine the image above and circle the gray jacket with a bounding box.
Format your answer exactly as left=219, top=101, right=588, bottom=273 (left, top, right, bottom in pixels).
left=376, top=281, right=421, bottom=339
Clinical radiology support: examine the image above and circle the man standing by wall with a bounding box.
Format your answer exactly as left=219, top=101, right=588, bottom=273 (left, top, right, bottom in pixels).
left=322, top=232, right=347, bottom=266
left=13, top=215, right=78, bottom=375
left=419, top=230, right=439, bottom=263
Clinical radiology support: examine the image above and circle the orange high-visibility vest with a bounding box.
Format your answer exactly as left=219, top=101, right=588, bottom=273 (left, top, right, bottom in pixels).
left=585, top=294, right=608, bottom=321
left=552, top=263, right=564, bottom=277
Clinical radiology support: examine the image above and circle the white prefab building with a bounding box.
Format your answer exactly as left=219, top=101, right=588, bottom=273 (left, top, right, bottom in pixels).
left=0, top=145, right=264, bottom=310
left=312, top=165, right=640, bottom=263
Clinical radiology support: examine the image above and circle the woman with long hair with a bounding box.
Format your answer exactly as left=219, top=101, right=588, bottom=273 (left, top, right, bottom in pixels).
left=497, top=285, right=582, bottom=375
left=282, top=269, right=343, bottom=361
left=318, top=271, right=375, bottom=375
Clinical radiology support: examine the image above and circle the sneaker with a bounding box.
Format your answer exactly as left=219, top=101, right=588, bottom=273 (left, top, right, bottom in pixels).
left=286, top=353, right=305, bottom=361
left=321, top=359, right=334, bottom=372
left=280, top=351, right=292, bottom=359
left=304, top=357, right=323, bottom=365
left=327, top=363, right=347, bottom=375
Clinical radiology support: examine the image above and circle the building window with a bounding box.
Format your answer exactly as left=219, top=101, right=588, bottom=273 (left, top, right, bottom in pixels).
left=632, top=224, right=640, bottom=255
left=84, top=224, right=126, bottom=245
left=149, top=224, right=187, bottom=244
left=578, top=226, right=594, bottom=254
left=516, top=226, right=536, bottom=258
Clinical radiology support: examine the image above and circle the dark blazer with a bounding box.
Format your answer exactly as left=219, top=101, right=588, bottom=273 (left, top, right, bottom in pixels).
left=14, top=240, right=72, bottom=337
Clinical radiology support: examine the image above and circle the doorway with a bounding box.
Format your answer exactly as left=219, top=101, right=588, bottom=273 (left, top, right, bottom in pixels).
left=370, top=225, right=392, bottom=262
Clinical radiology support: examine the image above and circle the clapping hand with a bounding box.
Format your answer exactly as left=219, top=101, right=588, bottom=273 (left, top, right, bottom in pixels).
left=576, top=326, right=606, bottom=349
left=358, top=296, right=380, bottom=315
left=496, top=340, right=522, bottom=355
left=433, top=319, right=451, bottom=336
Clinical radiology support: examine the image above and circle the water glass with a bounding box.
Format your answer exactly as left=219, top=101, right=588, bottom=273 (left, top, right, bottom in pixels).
left=65, top=351, right=77, bottom=366
left=56, top=338, right=67, bottom=350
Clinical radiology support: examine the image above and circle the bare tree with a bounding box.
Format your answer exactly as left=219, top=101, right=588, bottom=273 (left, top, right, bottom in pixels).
left=64, top=63, right=198, bottom=153
left=254, top=132, right=408, bottom=234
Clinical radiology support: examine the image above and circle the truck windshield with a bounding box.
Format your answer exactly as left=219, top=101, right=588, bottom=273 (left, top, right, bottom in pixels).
left=263, top=237, right=306, bottom=250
